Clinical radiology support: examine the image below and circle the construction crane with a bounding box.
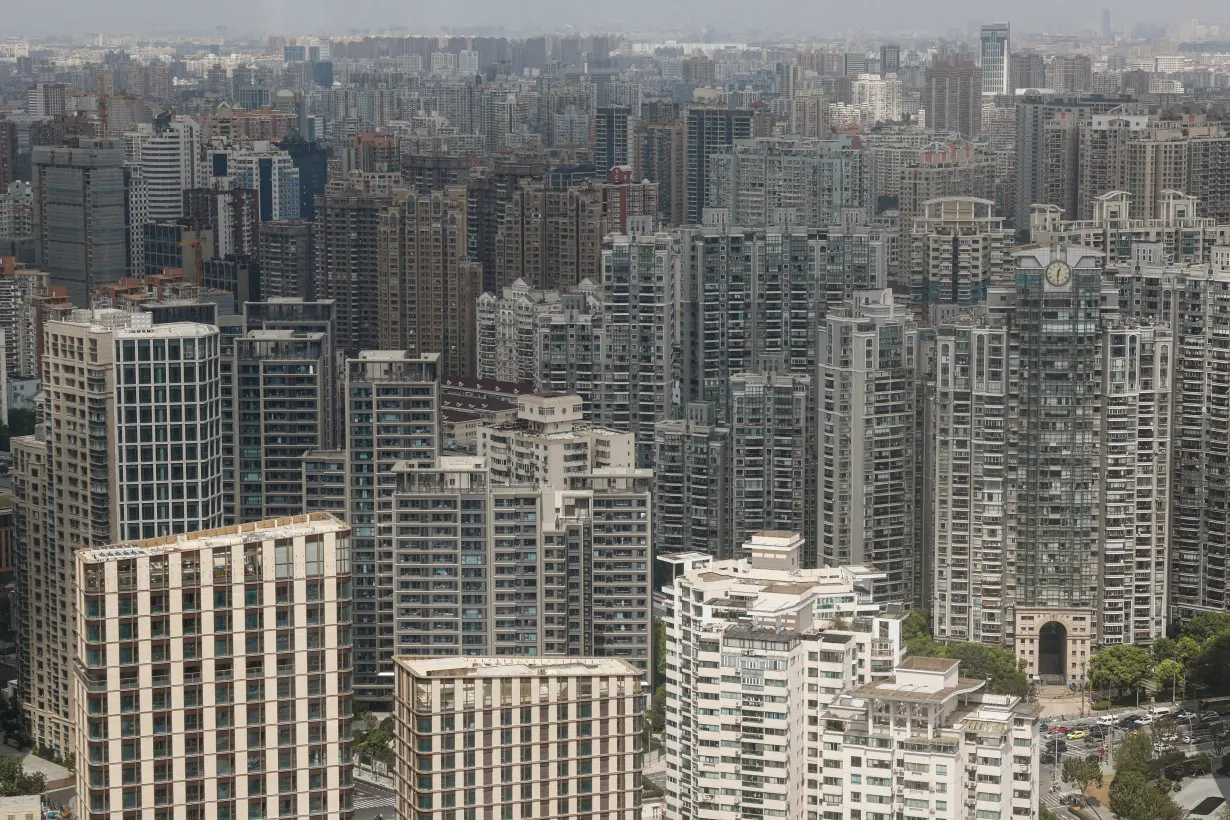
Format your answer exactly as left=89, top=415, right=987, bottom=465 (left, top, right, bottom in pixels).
left=178, top=238, right=203, bottom=284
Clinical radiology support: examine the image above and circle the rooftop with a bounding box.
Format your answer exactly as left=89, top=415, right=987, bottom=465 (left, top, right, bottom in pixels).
left=80, top=512, right=348, bottom=563
left=394, top=656, right=640, bottom=679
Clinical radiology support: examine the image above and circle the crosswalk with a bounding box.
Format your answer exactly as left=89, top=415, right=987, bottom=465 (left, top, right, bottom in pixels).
left=355, top=793, right=396, bottom=811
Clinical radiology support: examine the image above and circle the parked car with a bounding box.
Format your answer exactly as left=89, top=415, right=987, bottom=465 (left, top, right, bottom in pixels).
left=1135, top=715, right=1155, bottom=726
left=1150, top=705, right=1172, bottom=717
left=1049, top=725, right=1069, bottom=734
left=1174, top=709, right=1197, bottom=721
left=1097, top=714, right=1117, bottom=726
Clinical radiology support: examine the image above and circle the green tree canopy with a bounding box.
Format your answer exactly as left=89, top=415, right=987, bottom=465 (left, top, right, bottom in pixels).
left=0, top=757, right=44, bottom=797
left=1090, top=644, right=1153, bottom=694
left=1062, top=755, right=1104, bottom=794
left=1178, top=612, right=1230, bottom=644
left=1113, top=730, right=1154, bottom=779
left=1189, top=633, right=1230, bottom=689
left=900, top=609, right=1027, bottom=695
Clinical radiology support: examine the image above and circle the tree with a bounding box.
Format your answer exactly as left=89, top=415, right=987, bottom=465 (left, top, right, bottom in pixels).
left=353, top=711, right=394, bottom=771
left=902, top=609, right=944, bottom=656
left=1090, top=644, right=1154, bottom=696
left=653, top=619, right=666, bottom=685
left=0, top=757, right=44, bottom=797
left=1211, top=723, right=1230, bottom=757
left=945, top=642, right=1029, bottom=697
left=1062, top=755, right=1104, bottom=795
left=1189, top=633, right=1230, bottom=689
left=1108, top=771, right=1182, bottom=820
left=1154, top=659, right=1184, bottom=700
left=1114, top=730, right=1154, bottom=778
left=1179, top=612, right=1230, bottom=644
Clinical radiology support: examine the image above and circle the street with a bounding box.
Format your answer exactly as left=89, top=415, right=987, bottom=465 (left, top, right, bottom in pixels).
left=353, top=779, right=396, bottom=820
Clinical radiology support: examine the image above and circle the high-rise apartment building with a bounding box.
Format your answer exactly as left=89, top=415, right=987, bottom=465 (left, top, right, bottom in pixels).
left=313, top=183, right=389, bottom=354
left=1115, top=251, right=1230, bottom=619
left=728, top=373, right=815, bottom=556
left=387, top=458, right=652, bottom=672
left=492, top=182, right=603, bottom=292
left=0, top=263, right=48, bottom=378
left=880, top=44, right=902, bottom=74
left=930, top=247, right=1172, bottom=675
left=207, top=139, right=301, bottom=222
left=14, top=309, right=222, bottom=756
left=663, top=532, right=908, bottom=820
left=980, top=23, right=1011, bottom=95
left=32, top=140, right=129, bottom=304
left=478, top=393, right=635, bottom=486
left=233, top=329, right=335, bottom=523
left=344, top=350, right=440, bottom=707
left=924, top=56, right=982, bottom=138
left=393, top=657, right=644, bottom=820
left=595, top=105, right=632, bottom=174
left=635, top=119, right=685, bottom=226
left=680, top=225, right=823, bottom=421
left=819, top=290, right=919, bottom=603
left=377, top=187, right=482, bottom=376
left=475, top=278, right=602, bottom=390
left=819, top=658, right=1040, bottom=820
left=908, top=196, right=1015, bottom=311
left=0, top=120, right=16, bottom=188
left=259, top=220, right=315, bottom=299
left=1010, top=51, right=1046, bottom=92
left=684, top=107, right=754, bottom=223
left=705, top=136, right=872, bottom=227
left=126, top=117, right=204, bottom=221
left=651, top=403, right=730, bottom=558
left=1051, top=55, right=1093, bottom=93
left=73, top=513, right=355, bottom=820
left=1031, top=190, right=1230, bottom=267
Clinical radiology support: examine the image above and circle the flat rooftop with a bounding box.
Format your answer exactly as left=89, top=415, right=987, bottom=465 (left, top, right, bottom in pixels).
left=395, top=656, right=640, bottom=678
left=80, top=512, right=348, bottom=562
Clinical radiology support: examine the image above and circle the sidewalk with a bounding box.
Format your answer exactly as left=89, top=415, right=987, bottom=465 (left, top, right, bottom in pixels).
left=355, top=766, right=395, bottom=791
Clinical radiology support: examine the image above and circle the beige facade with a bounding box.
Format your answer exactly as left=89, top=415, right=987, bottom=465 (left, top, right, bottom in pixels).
left=478, top=393, right=635, bottom=487
left=393, top=657, right=645, bottom=820
left=1014, top=608, right=1094, bottom=681
left=73, top=513, right=355, bottom=820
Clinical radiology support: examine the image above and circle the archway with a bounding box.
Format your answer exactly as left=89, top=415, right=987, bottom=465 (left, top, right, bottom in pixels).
left=1038, top=621, right=1067, bottom=680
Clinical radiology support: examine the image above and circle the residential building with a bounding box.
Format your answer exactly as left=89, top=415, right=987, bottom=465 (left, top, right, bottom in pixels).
left=635, top=120, right=685, bottom=226
left=386, top=459, right=653, bottom=673
left=595, top=105, right=632, bottom=174
left=206, top=139, right=301, bottom=222
left=818, top=657, right=1040, bottom=820
left=908, top=196, right=1015, bottom=311
left=32, top=139, right=129, bottom=304
left=344, top=350, right=441, bottom=707
left=0, top=120, right=15, bottom=188
left=1010, top=51, right=1046, bottom=92
left=1029, top=191, right=1230, bottom=268
left=0, top=263, right=48, bottom=377
left=126, top=117, right=204, bottom=221
left=819, top=290, right=919, bottom=604
left=651, top=403, right=730, bottom=558
left=705, top=137, right=872, bottom=228
left=73, top=513, right=355, bottom=820
left=13, top=309, right=222, bottom=757
left=492, top=182, right=603, bottom=292
left=0, top=181, right=33, bottom=244
left=314, top=182, right=390, bottom=354
left=233, top=330, right=334, bottom=523
left=1051, top=55, right=1093, bottom=93
left=684, top=107, right=754, bottom=223
left=662, top=532, right=908, bottom=820
left=259, top=220, right=315, bottom=299
left=924, top=56, right=982, bottom=138
left=393, top=657, right=644, bottom=820
left=377, top=187, right=482, bottom=377
left=478, top=393, right=635, bottom=486
left=930, top=246, right=1172, bottom=676
left=475, top=278, right=602, bottom=392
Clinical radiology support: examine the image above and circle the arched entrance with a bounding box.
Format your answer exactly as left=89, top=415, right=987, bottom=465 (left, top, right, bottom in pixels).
left=1038, top=621, right=1067, bottom=680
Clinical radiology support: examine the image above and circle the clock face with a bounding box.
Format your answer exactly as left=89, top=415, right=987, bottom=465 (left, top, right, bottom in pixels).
left=1045, top=260, right=1071, bottom=286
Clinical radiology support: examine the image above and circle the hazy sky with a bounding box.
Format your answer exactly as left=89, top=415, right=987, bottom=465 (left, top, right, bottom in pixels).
left=0, top=0, right=1218, bottom=39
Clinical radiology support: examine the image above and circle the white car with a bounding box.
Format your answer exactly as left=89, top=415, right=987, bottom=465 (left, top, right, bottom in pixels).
left=1135, top=715, right=1155, bottom=726
left=1097, top=715, right=1116, bottom=726
left=1150, top=706, right=1172, bottom=717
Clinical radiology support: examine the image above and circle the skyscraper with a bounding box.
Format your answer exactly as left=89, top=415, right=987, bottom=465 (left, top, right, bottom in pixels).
left=127, top=117, right=204, bottom=221
left=377, top=187, right=482, bottom=376
left=314, top=183, right=388, bottom=354
left=74, top=513, right=355, bottom=820
left=907, top=196, right=1015, bottom=311
left=0, top=120, right=16, bottom=188
left=594, top=105, right=631, bottom=174
left=880, top=43, right=902, bottom=74
left=14, top=309, right=222, bottom=756
left=980, top=22, right=1011, bottom=96
left=259, top=219, right=315, bottom=299
left=32, top=140, right=129, bottom=304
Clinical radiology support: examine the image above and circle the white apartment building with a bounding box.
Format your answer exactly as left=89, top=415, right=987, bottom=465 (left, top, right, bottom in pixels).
left=851, top=74, right=903, bottom=123
left=474, top=278, right=602, bottom=390
left=663, top=531, right=907, bottom=820
left=908, top=197, right=1014, bottom=312
left=215, top=140, right=301, bottom=221
left=0, top=263, right=47, bottom=378
left=393, top=657, right=645, bottom=820
left=478, top=393, right=635, bottom=487
left=13, top=309, right=223, bottom=756
left=817, top=657, right=1040, bottom=820
left=126, top=117, right=204, bottom=220
left=0, top=180, right=32, bottom=239
left=73, top=513, right=355, bottom=820
left=819, top=290, right=919, bottom=604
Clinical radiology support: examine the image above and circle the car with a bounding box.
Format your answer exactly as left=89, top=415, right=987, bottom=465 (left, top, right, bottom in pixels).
left=1175, top=710, right=1197, bottom=720
left=1097, top=715, right=1117, bottom=726
left=1049, top=726, right=1069, bottom=734
left=1183, top=735, right=1196, bottom=744
left=1201, top=711, right=1222, bottom=722
left=1150, top=706, right=1173, bottom=717
left=1068, top=731, right=1087, bottom=740
left=1135, top=715, right=1155, bottom=726
left=1041, top=752, right=1057, bottom=765
left=1087, top=726, right=1108, bottom=739
left=1119, top=716, right=1141, bottom=729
